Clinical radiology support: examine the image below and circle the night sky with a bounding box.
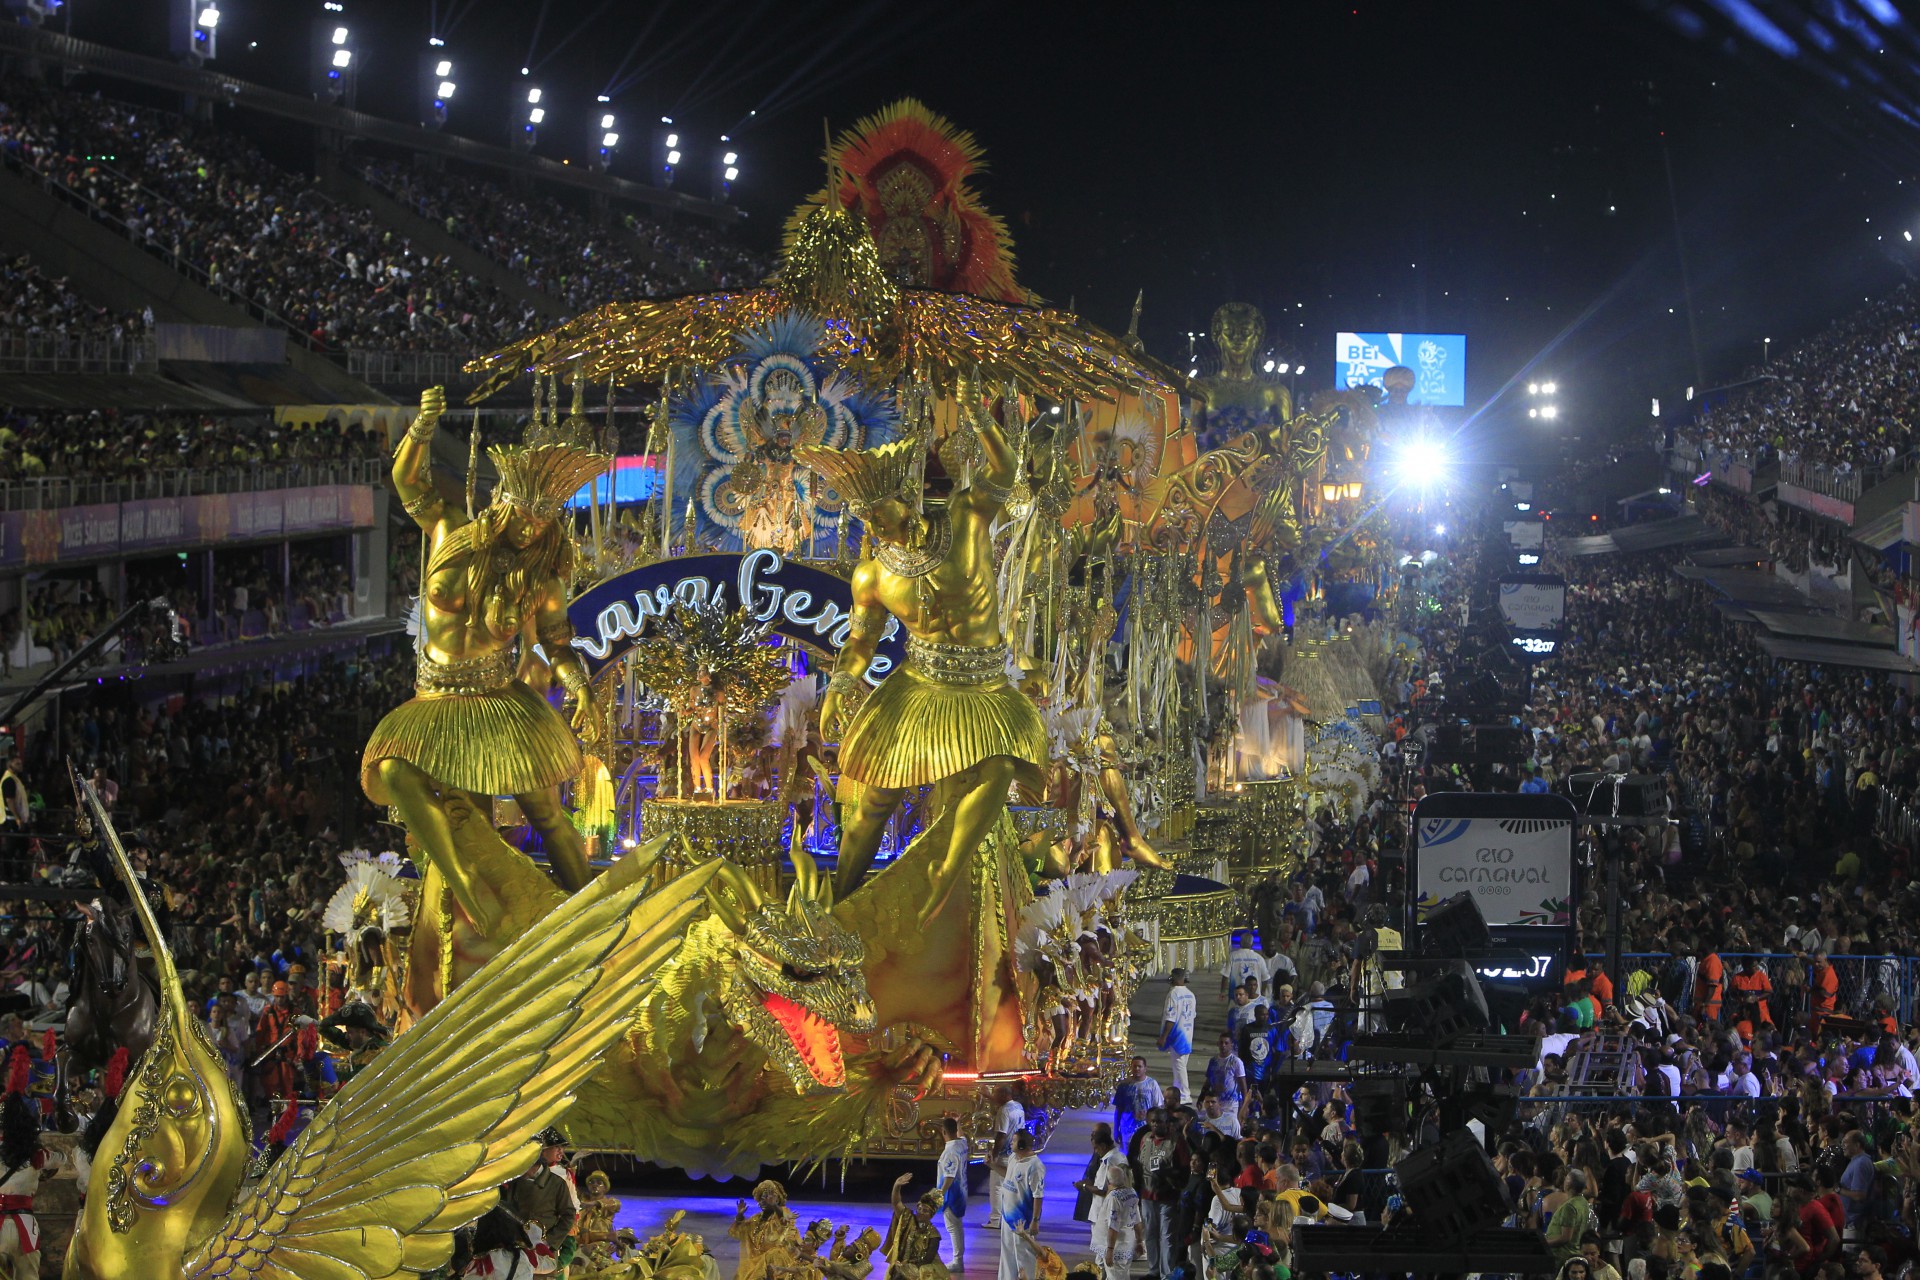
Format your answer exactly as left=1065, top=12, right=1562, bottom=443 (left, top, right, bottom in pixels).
left=62, top=0, right=1920, bottom=454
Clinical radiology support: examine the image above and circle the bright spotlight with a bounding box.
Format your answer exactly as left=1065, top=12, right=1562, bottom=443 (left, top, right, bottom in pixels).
left=666, top=149, right=682, bottom=165
left=1391, top=435, right=1450, bottom=488
left=331, top=48, right=352, bottom=67
left=604, top=131, right=620, bottom=147
left=601, top=113, right=616, bottom=129
left=198, top=5, right=220, bottom=28
left=596, top=94, right=611, bottom=103
left=1528, top=407, right=1538, bottom=419
left=664, top=132, right=679, bottom=149
left=1527, top=382, right=1539, bottom=395
left=1908, top=230, right=1915, bottom=242
left=526, top=87, right=542, bottom=104
left=437, top=81, right=456, bottom=98
left=1263, top=359, right=1275, bottom=373
left=1542, top=381, right=1558, bottom=395
left=1541, top=405, right=1559, bottom=420
left=723, top=150, right=738, bottom=165
left=528, top=107, right=545, bottom=124
left=331, top=25, right=348, bottom=44
left=435, top=58, right=452, bottom=77
left=1434, top=523, right=1447, bottom=536
left=1277, top=362, right=1290, bottom=373
left=1295, top=364, right=1304, bottom=375
left=724, top=166, right=739, bottom=181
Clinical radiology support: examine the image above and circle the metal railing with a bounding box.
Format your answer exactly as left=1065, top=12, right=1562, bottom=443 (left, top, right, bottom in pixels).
left=0, top=334, right=157, bottom=375
left=343, top=349, right=474, bottom=388
left=1778, top=456, right=1870, bottom=503
left=0, top=457, right=384, bottom=511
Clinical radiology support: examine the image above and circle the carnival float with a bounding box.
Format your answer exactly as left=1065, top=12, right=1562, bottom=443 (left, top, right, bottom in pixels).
left=62, top=99, right=1415, bottom=1276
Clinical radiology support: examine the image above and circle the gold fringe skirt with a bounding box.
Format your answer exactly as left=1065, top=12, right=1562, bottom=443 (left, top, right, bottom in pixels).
left=839, top=665, right=1047, bottom=792
left=361, top=680, right=583, bottom=801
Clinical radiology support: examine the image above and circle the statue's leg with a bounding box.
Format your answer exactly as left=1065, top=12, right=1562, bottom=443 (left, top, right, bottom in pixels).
left=373, top=757, right=498, bottom=934
left=922, top=756, right=1018, bottom=924
left=1101, top=763, right=1168, bottom=868
left=516, top=785, right=594, bottom=892
left=833, top=782, right=905, bottom=899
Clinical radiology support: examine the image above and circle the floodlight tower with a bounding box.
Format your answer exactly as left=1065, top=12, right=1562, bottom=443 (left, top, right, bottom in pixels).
left=513, top=85, right=544, bottom=152
left=654, top=118, right=682, bottom=188
left=311, top=15, right=357, bottom=107
left=712, top=136, right=739, bottom=201
left=170, top=0, right=221, bottom=65
left=594, top=112, right=621, bottom=170
left=419, top=43, right=455, bottom=130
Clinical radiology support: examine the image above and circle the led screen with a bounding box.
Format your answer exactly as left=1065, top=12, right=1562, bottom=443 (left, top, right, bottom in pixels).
left=1334, top=332, right=1467, bottom=406
left=566, top=455, right=659, bottom=509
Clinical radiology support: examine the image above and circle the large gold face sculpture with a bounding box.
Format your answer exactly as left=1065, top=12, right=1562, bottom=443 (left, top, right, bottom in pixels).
left=1211, top=302, right=1267, bottom=376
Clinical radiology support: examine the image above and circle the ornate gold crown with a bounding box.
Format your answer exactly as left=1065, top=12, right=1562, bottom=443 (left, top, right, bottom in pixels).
left=793, top=437, right=920, bottom=518
left=488, top=440, right=612, bottom=518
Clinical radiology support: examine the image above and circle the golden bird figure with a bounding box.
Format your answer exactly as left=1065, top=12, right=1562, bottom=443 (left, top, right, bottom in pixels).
left=62, top=766, right=715, bottom=1280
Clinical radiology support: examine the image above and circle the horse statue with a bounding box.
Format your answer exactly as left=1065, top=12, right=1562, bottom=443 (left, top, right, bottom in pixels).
left=64, top=894, right=158, bottom=1072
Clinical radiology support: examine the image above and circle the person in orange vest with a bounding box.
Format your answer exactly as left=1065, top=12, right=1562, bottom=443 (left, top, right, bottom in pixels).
left=1563, top=962, right=1613, bottom=1018
left=1697, top=946, right=1727, bottom=1025
left=1808, top=950, right=1839, bottom=1036
left=1729, top=957, right=1773, bottom=1029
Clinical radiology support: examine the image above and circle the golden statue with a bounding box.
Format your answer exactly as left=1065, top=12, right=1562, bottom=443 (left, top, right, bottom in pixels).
left=363, top=385, right=609, bottom=934
left=799, top=408, right=1047, bottom=907
left=1192, top=302, right=1292, bottom=427
left=729, top=1182, right=801, bottom=1280
left=60, top=771, right=715, bottom=1280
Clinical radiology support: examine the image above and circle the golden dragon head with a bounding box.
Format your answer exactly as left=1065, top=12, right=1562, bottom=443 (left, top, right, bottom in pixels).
left=65, top=769, right=250, bottom=1280
left=698, top=846, right=876, bottom=1093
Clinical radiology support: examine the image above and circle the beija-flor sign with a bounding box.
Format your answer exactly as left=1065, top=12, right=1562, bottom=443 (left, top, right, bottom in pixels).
left=565, top=548, right=904, bottom=685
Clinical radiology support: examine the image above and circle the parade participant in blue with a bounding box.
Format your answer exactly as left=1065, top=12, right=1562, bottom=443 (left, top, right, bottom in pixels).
left=1112, top=1055, right=1163, bottom=1150
left=998, top=1130, right=1046, bottom=1280
left=1159, top=969, right=1197, bottom=1100
left=935, top=1115, right=969, bottom=1273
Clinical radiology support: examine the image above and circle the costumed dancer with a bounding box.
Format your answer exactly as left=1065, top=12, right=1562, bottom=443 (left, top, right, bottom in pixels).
left=886, top=1176, right=949, bottom=1280
left=455, top=1204, right=562, bottom=1277
left=316, top=999, right=390, bottom=1086
left=575, top=1171, right=639, bottom=1272
left=934, top=1115, right=970, bottom=1272
left=731, top=1180, right=801, bottom=1280
left=509, top=1127, right=579, bottom=1266
left=71, top=1046, right=127, bottom=1198
left=363, top=386, right=610, bottom=935
left=996, top=1130, right=1045, bottom=1280
left=823, top=1227, right=881, bottom=1280
left=0, top=1046, right=58, bottom=1280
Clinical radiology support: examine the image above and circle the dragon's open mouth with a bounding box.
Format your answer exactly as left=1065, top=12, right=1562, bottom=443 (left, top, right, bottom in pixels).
left=761, top=991, right=846, bottom=1087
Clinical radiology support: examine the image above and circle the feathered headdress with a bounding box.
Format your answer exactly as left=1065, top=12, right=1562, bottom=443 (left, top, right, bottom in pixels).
left=786, top=99, right=1029, bottom=304
left=322, top=860, right=412, bottom=937
left=4, top=1045, right=27, bottom=1098
left=102, top=1047, right=129, bottom=1100
left=792, top=437, right=921, bottom=519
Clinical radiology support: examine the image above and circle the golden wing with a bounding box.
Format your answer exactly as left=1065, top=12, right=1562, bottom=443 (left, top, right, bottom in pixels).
left=185, top=852, right=717, bottom=1280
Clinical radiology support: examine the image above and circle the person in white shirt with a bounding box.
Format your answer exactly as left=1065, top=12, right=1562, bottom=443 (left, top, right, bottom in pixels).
left=1078, top=1126, right=1128, bottom=1265
left=1221, top=945, right=1270, bottom=999
left=935, top=1115, right=970, bottom=1272
left=1100, top=1166, right=1142, bottom=1280
left=1727, top=1055, right=1761, bottom=1100
left=1159, top=970, right=1198, bottom=1099
left=998, top=1130, right=1046, bottom=1280
left=984, top=1087, right=1027, bottom=1230
left=1198, top=1094, right=1242, bottom=1141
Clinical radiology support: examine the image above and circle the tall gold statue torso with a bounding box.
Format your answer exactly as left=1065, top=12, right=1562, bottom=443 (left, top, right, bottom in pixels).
left=1193, top=301, right=1292, bottom=425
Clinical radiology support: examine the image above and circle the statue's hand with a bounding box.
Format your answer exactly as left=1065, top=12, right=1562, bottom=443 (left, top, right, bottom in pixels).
left=418, top=385, right=446, bottom=425
left=570, top=687, right=597, bottom=736
left=818, top=691, right=840, bottom=740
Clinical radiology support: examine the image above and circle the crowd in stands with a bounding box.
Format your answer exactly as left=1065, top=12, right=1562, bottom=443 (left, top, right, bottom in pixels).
left=1686, top=283, right=1920, bottom=480
left=0, top=79, right=765, bottom=360
left=0, top=407, right=383, bottom=484
left=0, top=252, right=149, bottom=349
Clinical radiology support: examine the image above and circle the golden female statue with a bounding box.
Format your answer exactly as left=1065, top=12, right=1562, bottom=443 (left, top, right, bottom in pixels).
left=1193, top=301, right=1292, bottom=423
left=797, top=407, right=1047, bottom=908
left=363, top=386, right=610, bottom=934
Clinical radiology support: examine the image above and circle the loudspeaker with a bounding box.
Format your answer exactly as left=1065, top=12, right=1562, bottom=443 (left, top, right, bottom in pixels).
left=1349, top=1078, right=1407, bottom=1141
left=1564, top=772, right=1665, bottom=819
left=1382, top=960, right=1489, bottom=1041
left=1422, top=891, right=1492, bottom=956
left=1393, top=1127, right=1512, bottom=1241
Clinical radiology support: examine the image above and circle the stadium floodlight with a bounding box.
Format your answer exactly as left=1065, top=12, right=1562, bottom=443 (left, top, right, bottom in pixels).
left=1527, top=382, right=1539, bottom=395
left=596, top=94, right=610, bottom=103
left=437, top=81, right=456, bottom=99
left=1390, top=435, right=1450, bottom=489
left=664, top=132, right=679, bottom=149
left=1295, top=364, right=1305, bottom=375
left=604, top=131, right=620, bottom=147
left=1541, top=380, right=1558, bottom=395
left=332, top=48, right=352, bottom=67
left=1541, top=405, right=1559, bottom=420
left=667, top=149, right=682, bottom=165
left=724, top=166, right=739, bottom=181
left=1263, top=360, right=1275, bottom=373
left=528, top=107, right=545, bottom=124
left=429, top=35, right=445, bottom=46
left=723, top=151, right=738, bottom=166
left=601, top=113, right=616, bottom=129
left=527, top=87, right=542, bottom=104
left=435, top=58, right=452, bottom=77
left=198, top=5, right=220, bottom=28
left=1528, top=407, right=1538, bottom=419
left=331, top=25, right=348, bottom=43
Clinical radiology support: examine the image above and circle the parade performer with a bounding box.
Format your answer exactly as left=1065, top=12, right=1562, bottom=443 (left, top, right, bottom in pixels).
left=886, top=1177, right=950, bottom=1280
left=0, top=1048, right=55, bottom=1280
left=364, top=385, right=610, bottom=933
left=575, top=1172, right=639, bottom=1273
left=316, top=999, right=388, bottom=1087
left=510, top=1128, right=579, bottom=1255
left=997, top=1130, right=1046, bottom=1280
left=731, top=1180, right=801, bottom=1280
left=800, top=411, right=1047, bottom=905
left=253, top=978, right=299, bottom=1106
left=824, top=1227, right=882, bottom=1280
left=935, top=1115, right=970, bottom=1271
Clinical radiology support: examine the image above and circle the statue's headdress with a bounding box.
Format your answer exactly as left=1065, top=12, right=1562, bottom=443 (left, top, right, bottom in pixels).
left=793, top=437, right=919, bottom=519
left=489, top=403, right=612, bottom=519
